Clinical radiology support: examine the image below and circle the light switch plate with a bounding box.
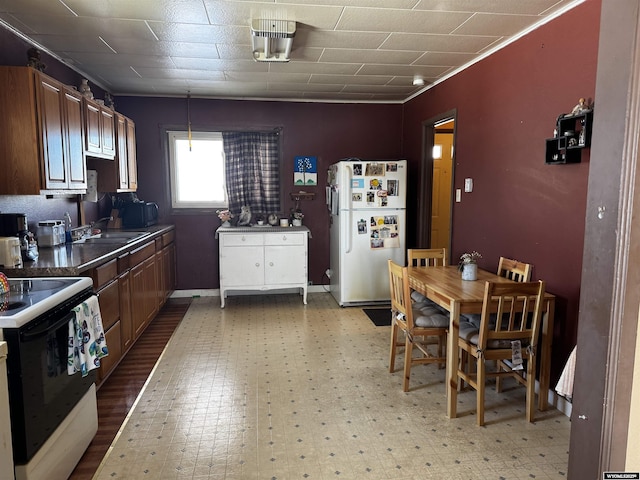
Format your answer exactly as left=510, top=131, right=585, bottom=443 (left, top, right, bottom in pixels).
left=464, top=178, right=473, bottom=192
left=456, top=189, right=462, bottom=202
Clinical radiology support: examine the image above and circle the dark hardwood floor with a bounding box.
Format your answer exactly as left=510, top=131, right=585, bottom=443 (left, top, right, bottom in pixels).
left=68, top=297, right=191, bottom=480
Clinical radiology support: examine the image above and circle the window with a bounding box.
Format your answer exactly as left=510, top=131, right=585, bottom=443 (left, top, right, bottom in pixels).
left=168, top=131, right=227, bottom=209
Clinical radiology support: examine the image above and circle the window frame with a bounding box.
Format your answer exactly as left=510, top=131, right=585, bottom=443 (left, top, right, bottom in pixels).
left=167, top=130, right=228, bottom=210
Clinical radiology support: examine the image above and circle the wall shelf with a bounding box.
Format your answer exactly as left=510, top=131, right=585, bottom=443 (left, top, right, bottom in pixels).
left=545, top=110, right=593, bottom=164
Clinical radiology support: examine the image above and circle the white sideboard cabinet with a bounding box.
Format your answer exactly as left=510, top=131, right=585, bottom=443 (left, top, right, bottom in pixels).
left=217, top=226, right=310, bottom=307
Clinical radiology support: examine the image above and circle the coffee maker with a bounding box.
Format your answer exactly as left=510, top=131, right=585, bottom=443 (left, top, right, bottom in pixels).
left=0, top=213, right=38, bottom=261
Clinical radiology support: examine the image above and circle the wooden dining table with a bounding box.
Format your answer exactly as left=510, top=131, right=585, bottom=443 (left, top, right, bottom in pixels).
left=407, top=265, right=556, bottom=419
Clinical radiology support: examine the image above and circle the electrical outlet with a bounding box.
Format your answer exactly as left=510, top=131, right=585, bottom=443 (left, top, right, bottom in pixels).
left=464, top=178, right=473, bottom=192
left=456, top=189, right=462, bottom=202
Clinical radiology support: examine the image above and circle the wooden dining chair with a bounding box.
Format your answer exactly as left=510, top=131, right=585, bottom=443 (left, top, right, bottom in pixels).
left=407, top=248, right=447, bottom=304
left=456, top=280, right=546, bottom=426
left=408, top=248, right=447, bottom=268
left=388, top=260, right=449, bottom=392
left=497, top=257, right=532, bottom=283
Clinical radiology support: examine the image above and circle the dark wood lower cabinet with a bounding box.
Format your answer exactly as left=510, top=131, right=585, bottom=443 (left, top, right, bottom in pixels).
left=90, top=232, right=176, bottom=387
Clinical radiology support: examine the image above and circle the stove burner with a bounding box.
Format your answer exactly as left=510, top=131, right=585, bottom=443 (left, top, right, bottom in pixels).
left=10, top=279, right=70, bottom=292
left=0, top=300, right=26, bottom=312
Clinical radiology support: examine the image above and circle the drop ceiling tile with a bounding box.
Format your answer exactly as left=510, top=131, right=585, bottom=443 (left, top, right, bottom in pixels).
left=414, top=0, right=565, bottom=15
left=0, top=0, right=72, bottom=17
left=310, top=75, right=391, bottom=86
left=8, top=13, right=154, bottom=39
left=286, top=0, right=417, bottom=7
left=267, top=83, right=343, bottom=93
left=358, top=64, right=449, bottom=78
left=319, top=49, right=421, bottom=65
left=225, top=71, right=311, bottom=83
left=171, top=57, right=268, bottom=73
left=131, top=67, right=226, bottom=81
left=453, top=13, right=541, bottom=36
left=67, top=52, right=178, bottom=69
left=268, top=62, right=360, bottom=76
left=336, top=8, right=472, bottom=34
left=64, top=0, right=210, bottom=24
left=296, top=28, right=388, bottom=50
left=413, top=51, right=478, bottom=66
left=28, top=34, right=114, bottom=53
left=382, top=33, right=498, bottom=53
left=148, top=22, right=250, bottom=44
left=201, top=1, right=344, bottom=30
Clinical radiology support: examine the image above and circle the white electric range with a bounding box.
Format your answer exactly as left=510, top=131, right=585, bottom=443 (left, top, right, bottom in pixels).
left=0, top=276, right=98, bottom=480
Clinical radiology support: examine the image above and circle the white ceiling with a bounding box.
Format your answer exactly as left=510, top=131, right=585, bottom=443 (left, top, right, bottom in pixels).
left=0, top=0, right=583, bottom=103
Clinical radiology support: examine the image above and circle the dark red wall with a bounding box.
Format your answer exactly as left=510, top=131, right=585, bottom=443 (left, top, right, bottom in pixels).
left=402, top=0, right=601, bottom=381
left=115, top=97, right=403, bottom=290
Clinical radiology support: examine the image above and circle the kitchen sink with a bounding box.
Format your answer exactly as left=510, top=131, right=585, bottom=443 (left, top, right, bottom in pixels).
left=74, top=231, right=150, bottom=244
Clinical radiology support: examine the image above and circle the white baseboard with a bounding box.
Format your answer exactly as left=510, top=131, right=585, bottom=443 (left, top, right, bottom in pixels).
left=170, top=284, right=330, bottom=298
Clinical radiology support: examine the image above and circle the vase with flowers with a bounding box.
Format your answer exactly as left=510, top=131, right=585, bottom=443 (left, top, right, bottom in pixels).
left=459, top=251, right=481, bottom=281
left=216, top=209, right=233, bottom=228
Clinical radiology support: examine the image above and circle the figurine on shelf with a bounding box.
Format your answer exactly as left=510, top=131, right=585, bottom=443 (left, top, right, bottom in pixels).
left=571, top=98, right=592, bottom=115
left=79, top=78, right=94, bottom=99
left=290, top=208, right=304, bottom=227
left=237, top=205, right=252, bottom=226
left=27, top=48, right=46, bottom=71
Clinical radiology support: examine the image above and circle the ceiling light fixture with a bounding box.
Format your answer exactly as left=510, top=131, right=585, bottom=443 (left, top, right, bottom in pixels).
left=413, top=76, right=425, bottom=86
left=251, top=18, right=296, bottom=62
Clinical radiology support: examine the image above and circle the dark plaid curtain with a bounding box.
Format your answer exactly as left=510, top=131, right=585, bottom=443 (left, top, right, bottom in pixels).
left=222, top=131, right=280, bottom=215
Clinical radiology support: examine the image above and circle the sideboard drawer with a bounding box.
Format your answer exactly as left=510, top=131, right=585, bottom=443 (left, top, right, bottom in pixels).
left=264, top=232, right=305, bottom=246
left=220, top=234, right=263, bottom=247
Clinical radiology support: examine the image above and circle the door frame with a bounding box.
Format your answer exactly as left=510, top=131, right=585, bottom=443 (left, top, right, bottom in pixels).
left=418, top=109, right=457, bottom=260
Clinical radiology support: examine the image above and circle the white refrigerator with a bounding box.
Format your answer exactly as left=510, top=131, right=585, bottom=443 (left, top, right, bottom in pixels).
left=327, top=159, right=407, bottom=306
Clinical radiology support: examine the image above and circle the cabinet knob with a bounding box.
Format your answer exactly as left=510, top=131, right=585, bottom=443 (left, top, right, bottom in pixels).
left=282, top=235, right=287, bottom=240
left=255, top=262, right=260, bottom=267
left=269, top=262, right=274, bottom=267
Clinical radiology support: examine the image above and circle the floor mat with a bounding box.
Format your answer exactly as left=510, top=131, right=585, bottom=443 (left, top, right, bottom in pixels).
left=363, top=307, right=392, bottom=326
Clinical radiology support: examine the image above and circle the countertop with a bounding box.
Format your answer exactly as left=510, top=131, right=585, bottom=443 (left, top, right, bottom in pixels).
left=1, top=224, right=174, bottom=277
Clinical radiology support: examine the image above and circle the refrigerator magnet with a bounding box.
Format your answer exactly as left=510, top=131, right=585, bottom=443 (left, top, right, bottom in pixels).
left=387, top=180, right=399, bottom=196
left=365, top=163, right=385, bottom=176
left=386, top=163, right=398, bottom=172
left=351, top=178, right=364, bottom=189
left=352, top=193, right=362, bottom=202
left=370, top=178, right=382, bottom=190
left=358, top=219, right=367, bottom=234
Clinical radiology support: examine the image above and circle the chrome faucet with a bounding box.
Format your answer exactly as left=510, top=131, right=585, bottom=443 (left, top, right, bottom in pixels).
left=91, top=216, right=113, bottom=230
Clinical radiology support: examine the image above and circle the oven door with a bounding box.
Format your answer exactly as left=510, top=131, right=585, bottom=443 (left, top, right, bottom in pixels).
left=4, top=289, right=96, bottom=464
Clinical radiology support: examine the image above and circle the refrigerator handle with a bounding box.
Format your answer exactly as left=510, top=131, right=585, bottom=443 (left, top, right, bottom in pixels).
left=345, top=164, right=353, bottom=254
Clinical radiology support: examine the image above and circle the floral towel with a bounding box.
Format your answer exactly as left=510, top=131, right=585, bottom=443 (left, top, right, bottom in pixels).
left=68, top=295, right=109, bottom=377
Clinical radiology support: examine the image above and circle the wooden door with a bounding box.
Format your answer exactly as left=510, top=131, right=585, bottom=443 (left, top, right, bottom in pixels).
left=430, top=132, right=453, bottom=249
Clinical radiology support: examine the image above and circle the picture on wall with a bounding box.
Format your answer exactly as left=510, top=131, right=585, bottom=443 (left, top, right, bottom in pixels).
left=294, top=156, right=317, bottom=186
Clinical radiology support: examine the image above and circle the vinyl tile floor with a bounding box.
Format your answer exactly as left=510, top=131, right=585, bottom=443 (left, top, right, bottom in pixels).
left=93, top=293, right=570, bottom=480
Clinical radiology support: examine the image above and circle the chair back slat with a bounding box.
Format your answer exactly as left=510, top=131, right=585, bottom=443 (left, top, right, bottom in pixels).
left=497, top=257, right=532, bottom=283
left=408, top=248, right=447, bottom=268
